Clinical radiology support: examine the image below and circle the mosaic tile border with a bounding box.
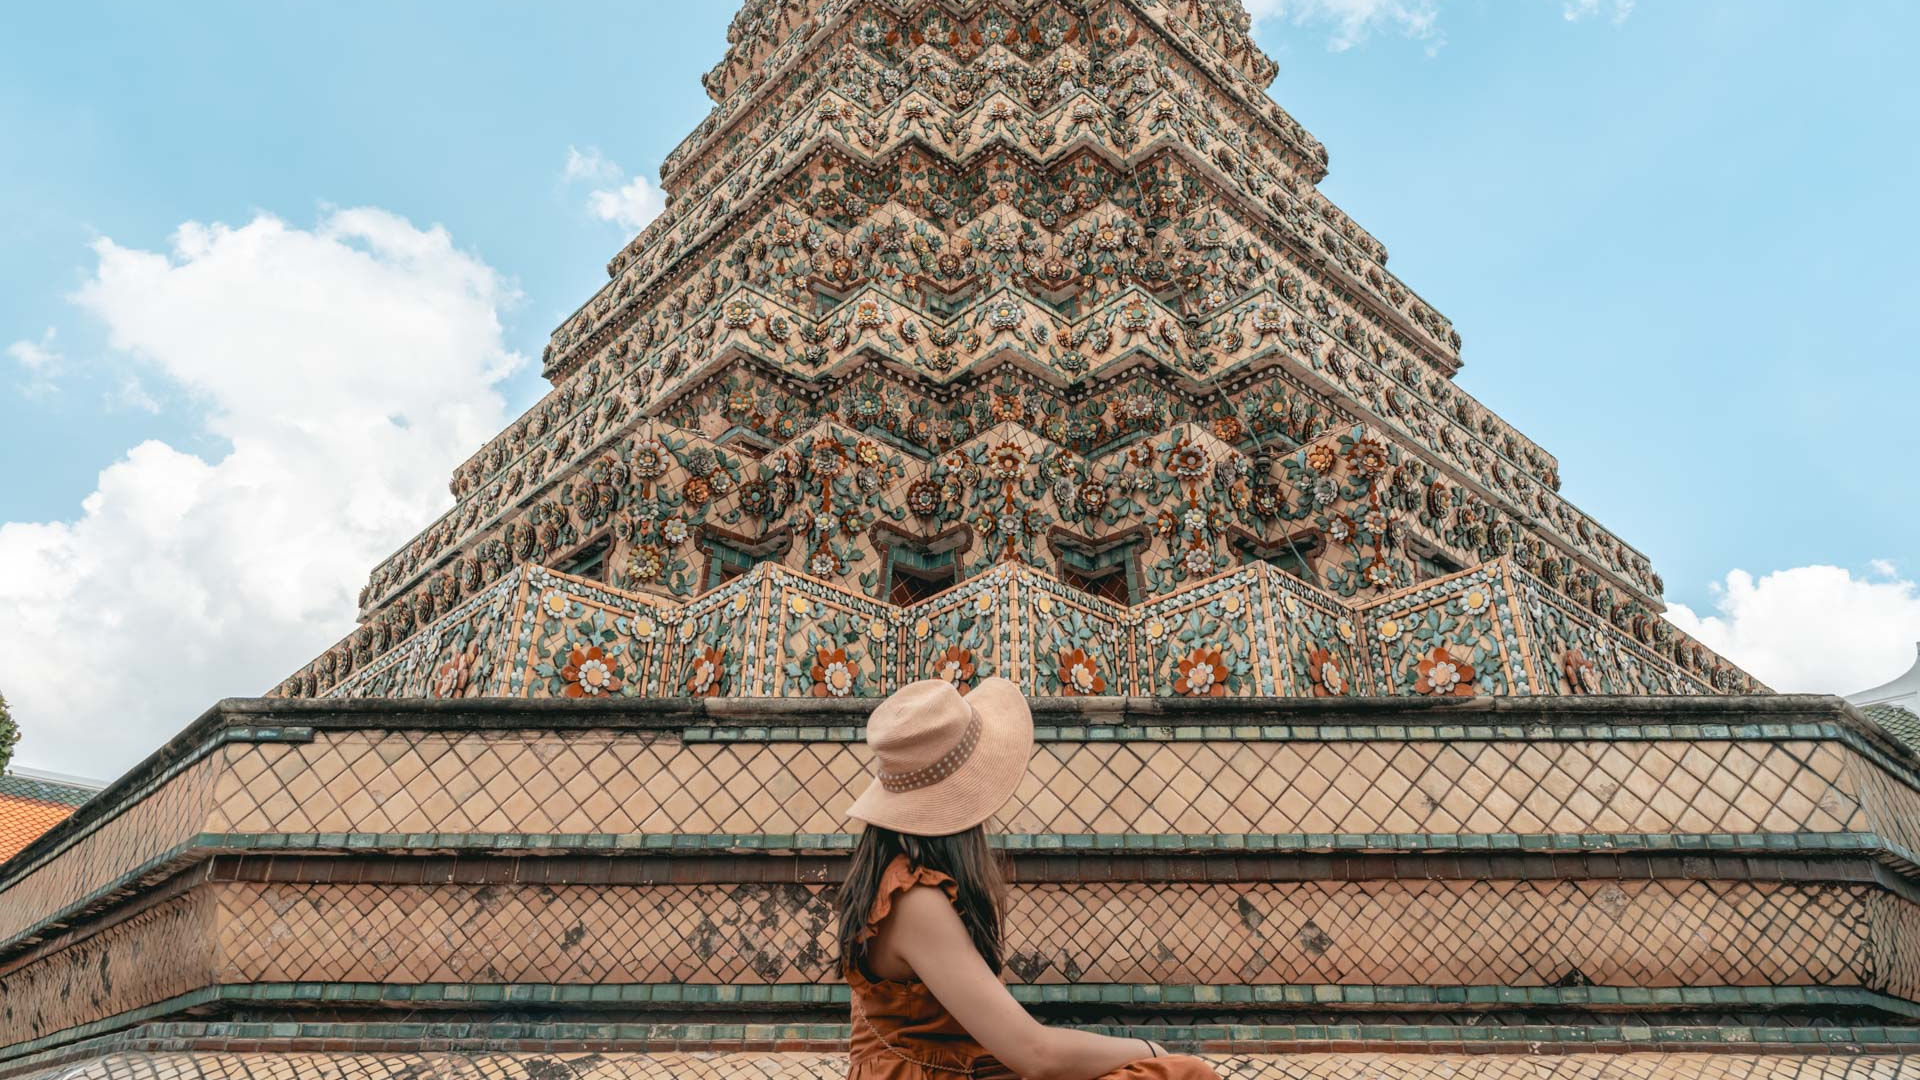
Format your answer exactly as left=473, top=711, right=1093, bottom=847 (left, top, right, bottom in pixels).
left=7, top=982, right=1920, bottom=1066
left=10, top=1020, right=1920, bottom=1067
left=27, top=1019, right=1920, bottom=1050
left=18, top=1053, right=1920, bottom=1080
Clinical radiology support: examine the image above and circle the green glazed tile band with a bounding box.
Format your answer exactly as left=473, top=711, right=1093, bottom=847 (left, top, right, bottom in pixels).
left=182, top=828, right=1916, bottom=855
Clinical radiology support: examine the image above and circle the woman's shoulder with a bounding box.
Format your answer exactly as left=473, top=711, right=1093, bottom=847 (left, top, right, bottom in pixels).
left=851, top=855, right=965, bottom=984
left=867, top=854, right=959, bottom=934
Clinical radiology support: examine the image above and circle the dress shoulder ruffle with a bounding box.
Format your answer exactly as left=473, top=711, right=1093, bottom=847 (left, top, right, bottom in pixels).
left=858, top=854, right=961, bottom=946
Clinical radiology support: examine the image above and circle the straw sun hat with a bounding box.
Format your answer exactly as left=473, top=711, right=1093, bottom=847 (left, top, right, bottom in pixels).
left=846, top=677, right=1034, bottom=836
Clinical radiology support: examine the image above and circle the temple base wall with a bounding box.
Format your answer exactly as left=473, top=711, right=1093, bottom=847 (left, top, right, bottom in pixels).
left=2, top=697, right=1917, bottom=1078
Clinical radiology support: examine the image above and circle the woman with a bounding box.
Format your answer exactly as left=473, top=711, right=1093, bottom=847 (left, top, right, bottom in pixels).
left=839, top=677, right=1220, bottom=1080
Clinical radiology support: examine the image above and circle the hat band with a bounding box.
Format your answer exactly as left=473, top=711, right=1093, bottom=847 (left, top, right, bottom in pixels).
left=878, top=713, right=983, bottom=792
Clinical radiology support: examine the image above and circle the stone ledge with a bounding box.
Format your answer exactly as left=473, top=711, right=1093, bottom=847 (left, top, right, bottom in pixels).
left=186, top=849, right=1920, bottom=888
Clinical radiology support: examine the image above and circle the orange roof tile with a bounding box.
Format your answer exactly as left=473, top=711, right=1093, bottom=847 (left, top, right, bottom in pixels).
left=0, top=794, right=77, bottom=863
left=0, top=770, right=101, bottom=865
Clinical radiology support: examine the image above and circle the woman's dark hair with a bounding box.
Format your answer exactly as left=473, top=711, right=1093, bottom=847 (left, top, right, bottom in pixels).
left=837, top=824, right=1008, bottom=977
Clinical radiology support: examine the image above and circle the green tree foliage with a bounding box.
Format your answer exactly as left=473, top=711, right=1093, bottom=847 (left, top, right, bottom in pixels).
left=0, top=692, right=17, bottom=776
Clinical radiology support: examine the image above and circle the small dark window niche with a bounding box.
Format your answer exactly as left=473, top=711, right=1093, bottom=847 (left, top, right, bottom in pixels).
left=883, top=534, right=961, bottom=606
left=1234, top=530, right=1323, bottom=587
left=1054, top=535, right=1143, bottom=607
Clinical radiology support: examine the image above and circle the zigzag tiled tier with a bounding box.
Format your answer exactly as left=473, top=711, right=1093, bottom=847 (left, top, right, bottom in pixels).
left=2, top=696, right=1917, bottom=1077
left=288, top=553, right=1759, bottom=710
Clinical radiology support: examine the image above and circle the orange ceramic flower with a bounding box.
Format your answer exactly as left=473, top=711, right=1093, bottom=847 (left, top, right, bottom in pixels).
left=1306, top=648, right=1347, bottom=697
left=1363, top=556, right=1396, bottom=589
left=561, top=646, right=622, bottom=698
left=1563, top=648, right=1602, bottom=695
left=811, top=647, right=858, bottom=698
left=937, top=645, right=977, bottom=691
left=1058, top=648, right=1105, bottom=696
left=1168, top=442, right=1209, bottom=478
left=1175, top=648, right=1229, bottom=697
left=628, top=544, right=667, bottom=583
left=906, top=478, right=942, bottom=516
left=988, top=442, right=1026, bottom=480
left=1306, top=444, right=1338, bottom=475
left=686, top=647, right=725, bottom=697
left=1414, top=646, right=1475, bottom=697
left=432, top=649, right=474, bottom=699
left=1347, top=438, right=1390, bottom=477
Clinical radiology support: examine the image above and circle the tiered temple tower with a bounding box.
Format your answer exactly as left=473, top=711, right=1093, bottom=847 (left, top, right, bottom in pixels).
left=4, top=2, right=1917, bottom=1078
left=270, top=0, right=1761, bottom=706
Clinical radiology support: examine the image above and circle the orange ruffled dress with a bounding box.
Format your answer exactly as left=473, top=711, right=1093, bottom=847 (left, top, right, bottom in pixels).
left=847, top=855, right=1219, bottom=1080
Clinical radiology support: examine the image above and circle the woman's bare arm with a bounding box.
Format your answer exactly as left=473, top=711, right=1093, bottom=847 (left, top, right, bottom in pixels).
left=885, top=886, right=1163, bottom=1080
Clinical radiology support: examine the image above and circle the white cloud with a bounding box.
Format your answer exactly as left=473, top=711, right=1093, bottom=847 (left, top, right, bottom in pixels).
left=1244, top=0, right=1441, bottom=52
left=106, top=373, right=161, bottom=414
left=563, top=145, right=666, bottom=232
left=7, top=328, right=63, bottom=397
left=1666, top=564, right=1920, bottom=695
left=563, top=145, right=620, bottom=184
left=0, top=208, right=523, bottom=778
left=1561, top=0, right=1634, bottom=23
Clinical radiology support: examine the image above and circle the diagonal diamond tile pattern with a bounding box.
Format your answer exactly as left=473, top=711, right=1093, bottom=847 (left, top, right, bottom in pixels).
left=0, top=755, right=217, bottom=949
left=4, top=721, right=1897, bottom=970
left=198, top=732, right=1869, bottom=842
left=206, top=878, right=1880, bottom=991
left=0, top=894, right=218, bottom=1046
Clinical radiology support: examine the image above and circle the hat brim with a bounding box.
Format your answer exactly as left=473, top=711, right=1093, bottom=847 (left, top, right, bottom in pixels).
left=845, top=677, right=1033, bottom=836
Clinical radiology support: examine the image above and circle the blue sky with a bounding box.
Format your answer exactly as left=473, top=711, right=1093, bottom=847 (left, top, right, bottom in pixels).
left=2, top=0, right=1917, bottom=774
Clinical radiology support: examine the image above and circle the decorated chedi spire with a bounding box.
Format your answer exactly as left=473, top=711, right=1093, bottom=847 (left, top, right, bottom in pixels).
left=279, top=0, right=1762, bottom=704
